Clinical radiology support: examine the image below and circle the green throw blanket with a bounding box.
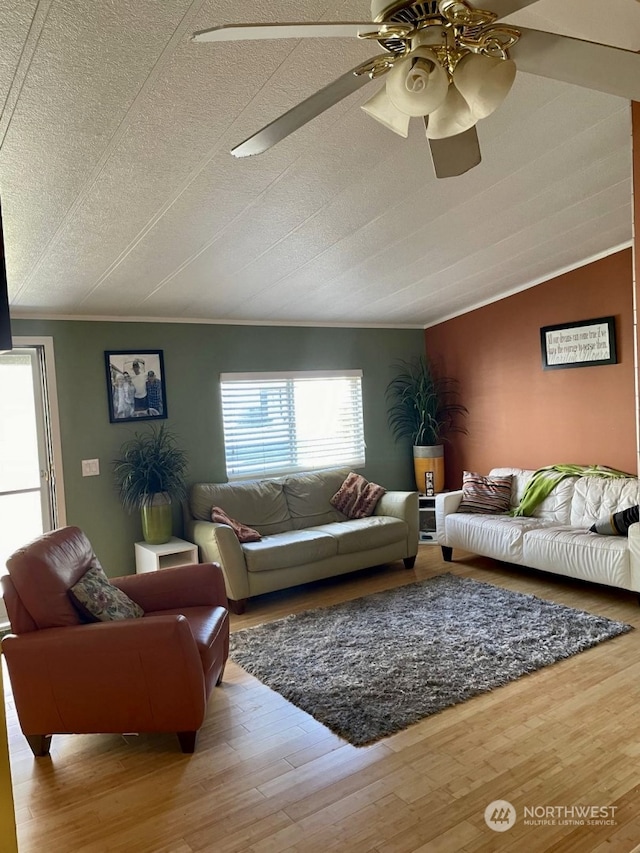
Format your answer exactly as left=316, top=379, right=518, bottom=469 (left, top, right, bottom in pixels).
left=510, top=464, right=632, bottom=517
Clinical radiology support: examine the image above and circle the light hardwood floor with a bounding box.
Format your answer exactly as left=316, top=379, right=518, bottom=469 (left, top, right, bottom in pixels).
left=5, top=546, right=640, bottom=852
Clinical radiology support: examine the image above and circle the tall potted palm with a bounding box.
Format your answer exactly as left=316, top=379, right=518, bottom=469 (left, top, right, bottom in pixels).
left=113, top=424, right=188, bottom=544
left=386, top=356, right=467, bottom=493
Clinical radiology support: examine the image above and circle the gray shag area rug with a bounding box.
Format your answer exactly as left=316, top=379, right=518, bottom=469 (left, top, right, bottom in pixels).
left=229, top=573, right=632, bottom=747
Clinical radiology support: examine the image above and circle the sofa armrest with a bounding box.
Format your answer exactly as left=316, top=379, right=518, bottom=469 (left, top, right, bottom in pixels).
left=435, top=490, right=463, bottom=545
left=186, top=520, right=250, bottom=602
left=375, top=491, right=416, bottom=518
left=375, top=491, right=419, bottom=557
left=112, top=562, right=228, bottom=611
left=627, top=523, right=640, bottom=592
left=2, top=616, right=206, bottom=735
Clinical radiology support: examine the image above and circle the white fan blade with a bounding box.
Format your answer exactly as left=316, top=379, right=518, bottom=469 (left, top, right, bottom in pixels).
left=511, top=28, right=640, bottom=101
left=427, top=122, right=482, bottom=178
left=193, top=22, right=378, bottom=42
left=487, top=0, right=542, bottom=20
left=231, top=65, right=374, bottom=157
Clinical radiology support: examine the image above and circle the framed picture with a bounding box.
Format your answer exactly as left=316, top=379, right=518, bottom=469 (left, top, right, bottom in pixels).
left=540, top=316, right=617, bottom=371
left=105, top=350, right=167, bottom=423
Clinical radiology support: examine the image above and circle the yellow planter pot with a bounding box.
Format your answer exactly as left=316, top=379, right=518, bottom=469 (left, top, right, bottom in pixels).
left=413, top=445, right=445, bottom=494
left=141, top=494, right=173, bottom=544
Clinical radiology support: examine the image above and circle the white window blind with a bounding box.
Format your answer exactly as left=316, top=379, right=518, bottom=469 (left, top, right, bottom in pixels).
left=220, top=370, right=365, bottom=479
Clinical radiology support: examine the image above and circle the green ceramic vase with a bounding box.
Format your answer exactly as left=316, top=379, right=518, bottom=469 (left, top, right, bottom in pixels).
left=141, top=494, right=172, bottom=544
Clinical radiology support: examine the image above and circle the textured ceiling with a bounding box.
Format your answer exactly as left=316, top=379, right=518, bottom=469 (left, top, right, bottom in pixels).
left=0, top=0, right=636, bottom=328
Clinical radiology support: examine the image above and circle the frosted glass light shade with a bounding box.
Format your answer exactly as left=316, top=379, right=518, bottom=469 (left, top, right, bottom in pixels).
left=361, top=86, right=411, bottom=137
left=453, top=53, right=516, bottom=120
left=386, top=49, right=449, bottom=117
left=425, top=85, right=476, bottom=139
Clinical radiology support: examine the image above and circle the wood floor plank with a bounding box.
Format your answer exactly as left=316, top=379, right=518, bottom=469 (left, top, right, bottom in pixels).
left=5, top=548, right=640, bottom=851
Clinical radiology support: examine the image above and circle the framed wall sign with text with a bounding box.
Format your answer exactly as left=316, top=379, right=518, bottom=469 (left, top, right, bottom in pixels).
left=540, top=317, right=617, bottom=371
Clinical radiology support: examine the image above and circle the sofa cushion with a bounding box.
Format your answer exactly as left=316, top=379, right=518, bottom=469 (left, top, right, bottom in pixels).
left=489, top=468, right=535, bottom=509
left=445, top=513, right=556, bottom=564
left=283, top=468, right=349, bottom=530
left=190, top=479, right=292, bottom=535
left=330, top=472, right=386, bottom=519
left=211, top=506, right=261, bottom=542
left=570, top=477, right=640, bottom=527
left=149, top=605, right=228, bottom=673
left=590, top=505, right=639, bottom=536
left=522, top=526, right=631, bottom=589
left=458, top=472, right=512, bottom=514
left=314, top=516, right=407, bottom=555
left=527, top=476, right=577, bottom=523
left=488, top=467, right=576, bottom=523
left=242, top=530, right=338, bottom=572
left=69, top=564, right=144, bottom=622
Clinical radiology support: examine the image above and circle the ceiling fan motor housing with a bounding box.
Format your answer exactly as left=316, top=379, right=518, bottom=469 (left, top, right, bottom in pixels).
left=370, top=0, right=441, bottom=24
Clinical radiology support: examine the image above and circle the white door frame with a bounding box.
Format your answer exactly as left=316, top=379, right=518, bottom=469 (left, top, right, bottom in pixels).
left=13, top=336, right=66, bottom=527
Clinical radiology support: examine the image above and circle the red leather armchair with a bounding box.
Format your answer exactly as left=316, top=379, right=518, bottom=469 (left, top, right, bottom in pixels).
left=1, top=526, right=229, bottom=756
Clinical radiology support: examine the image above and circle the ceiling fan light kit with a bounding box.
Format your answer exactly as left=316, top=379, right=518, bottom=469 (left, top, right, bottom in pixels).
left=452, top=52, right=516, bottom=119
left=193, top=0, right=640, bottom=178
left=385, top=48, right=449, bottom=115
left=361, top=86, right=411, bottom=136
left=359, top=16, right=517, bottom=142
left=425, top=84, right=476, bottom=138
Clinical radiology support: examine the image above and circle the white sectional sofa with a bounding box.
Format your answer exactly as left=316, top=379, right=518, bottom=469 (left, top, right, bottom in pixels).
left=184, top=467, right=419, bottom=612
left=436, top=467, right=640, bottom=592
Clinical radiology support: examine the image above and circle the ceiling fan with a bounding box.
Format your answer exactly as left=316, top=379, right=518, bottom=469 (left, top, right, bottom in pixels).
left=193, top=0, right=640, bottom=178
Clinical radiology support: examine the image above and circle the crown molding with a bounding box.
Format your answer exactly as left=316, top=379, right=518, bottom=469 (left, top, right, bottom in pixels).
left=9, top=312, right=424, bottom=330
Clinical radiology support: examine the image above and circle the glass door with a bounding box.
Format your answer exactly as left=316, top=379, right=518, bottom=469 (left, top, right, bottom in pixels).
left=0, top=342, right=64, bottom=622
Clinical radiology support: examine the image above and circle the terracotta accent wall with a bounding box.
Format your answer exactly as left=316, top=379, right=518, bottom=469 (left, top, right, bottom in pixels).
left=425, top=249, right=636, bottom=488
left=633, top=101, right=640, bottom=474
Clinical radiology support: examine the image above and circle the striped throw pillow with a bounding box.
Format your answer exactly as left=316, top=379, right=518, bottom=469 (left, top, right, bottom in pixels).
left=457, top=472, right=513, bottom=514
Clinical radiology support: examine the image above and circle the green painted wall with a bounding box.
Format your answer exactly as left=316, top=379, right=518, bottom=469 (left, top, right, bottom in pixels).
left=13, top=319, right=424, bottom=575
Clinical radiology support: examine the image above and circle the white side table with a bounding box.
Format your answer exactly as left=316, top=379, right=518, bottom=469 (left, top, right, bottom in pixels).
left=134, top=537, right=199, bottom=573
left=418, top=494, right=438, bottom=544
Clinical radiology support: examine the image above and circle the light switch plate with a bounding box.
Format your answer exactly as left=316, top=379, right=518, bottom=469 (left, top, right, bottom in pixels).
left=82, top=459, right=100, bottom=477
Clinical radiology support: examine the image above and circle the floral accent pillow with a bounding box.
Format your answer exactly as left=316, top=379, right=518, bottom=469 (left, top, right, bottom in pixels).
left=68, top=563, right=144, bottom=622
left=211, top=506, right=262, bottom=543
left=330, top=472, right=386, bottom=519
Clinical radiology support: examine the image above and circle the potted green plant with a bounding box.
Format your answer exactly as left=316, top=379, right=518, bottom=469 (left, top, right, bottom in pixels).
left=385, top=356, right=467, bottom=493
left=113, top=424, right=188, bottom=544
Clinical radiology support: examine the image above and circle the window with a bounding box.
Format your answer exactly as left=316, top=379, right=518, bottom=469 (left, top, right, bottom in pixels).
left=220, top=370, right=365, bottom=479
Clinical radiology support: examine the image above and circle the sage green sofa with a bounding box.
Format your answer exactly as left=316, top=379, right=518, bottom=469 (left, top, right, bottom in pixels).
left=183, top=468, right=419, bottom=612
